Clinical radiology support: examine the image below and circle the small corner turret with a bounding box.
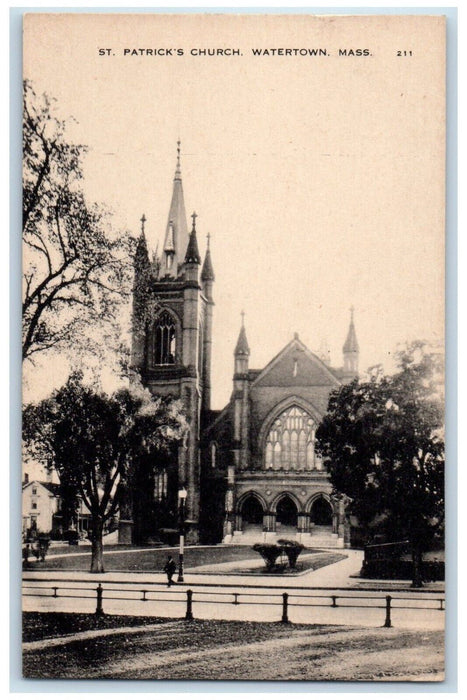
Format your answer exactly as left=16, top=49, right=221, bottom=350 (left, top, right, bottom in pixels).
left=184, top=212, right=202, bottom=283
left=201, top=232, right=215, bottom=302
left=131, top=214, right=153, bottom=369
left=342, top=306, right=359, bottom=378
left=234, top=311, right=250, bottom=375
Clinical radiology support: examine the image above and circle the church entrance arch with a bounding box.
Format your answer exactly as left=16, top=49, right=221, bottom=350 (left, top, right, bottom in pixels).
left=309, top=495, right=333, bottom=527
left=240, top=494, right=264, bottom=533
left=275, top=495, right=298, bottom=535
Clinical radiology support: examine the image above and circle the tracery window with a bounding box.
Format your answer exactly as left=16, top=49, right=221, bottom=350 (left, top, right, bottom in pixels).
left=264, top=406, right=316, bottom=471
left=154, top=311, right=176, bottom=365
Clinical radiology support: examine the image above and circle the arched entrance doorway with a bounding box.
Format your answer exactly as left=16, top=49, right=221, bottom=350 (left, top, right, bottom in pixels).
left=240, top=494, right=264, bottom=534
left=310, top=495, right=333, bottom=529
left=276, top=495, right=298, bottom=536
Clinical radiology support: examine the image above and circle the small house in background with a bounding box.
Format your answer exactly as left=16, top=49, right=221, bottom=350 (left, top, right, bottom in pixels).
left=22, top=477, right=91, bottom=538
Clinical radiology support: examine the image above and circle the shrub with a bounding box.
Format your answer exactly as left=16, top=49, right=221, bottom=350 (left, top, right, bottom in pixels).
left=253, top=541, right=305, bottom=571
left=252, top=543, right=282, bottom=570
left=277, top=539, right=305, bottom=568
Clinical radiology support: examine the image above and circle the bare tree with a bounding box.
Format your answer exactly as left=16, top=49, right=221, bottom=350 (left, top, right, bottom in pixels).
left=22, top=80, right=134, bottom=362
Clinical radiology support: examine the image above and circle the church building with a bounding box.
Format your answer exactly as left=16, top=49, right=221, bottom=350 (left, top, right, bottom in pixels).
left=128, top=145, right=359, bottom=548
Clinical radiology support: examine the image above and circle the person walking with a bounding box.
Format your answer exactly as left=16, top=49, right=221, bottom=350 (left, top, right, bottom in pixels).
left=163, top=555, right=177, bottom=587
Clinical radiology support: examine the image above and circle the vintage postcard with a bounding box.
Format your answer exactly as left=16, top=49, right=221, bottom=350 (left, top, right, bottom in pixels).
left=21, top=12, right=446, bottom=682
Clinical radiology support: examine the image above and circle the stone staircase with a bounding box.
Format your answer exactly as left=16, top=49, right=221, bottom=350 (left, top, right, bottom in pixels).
left=226, top=525, right=344, bottom=549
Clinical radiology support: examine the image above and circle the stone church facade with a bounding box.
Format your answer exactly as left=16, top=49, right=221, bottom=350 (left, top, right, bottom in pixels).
left=128, top=145, right=359, bottom=548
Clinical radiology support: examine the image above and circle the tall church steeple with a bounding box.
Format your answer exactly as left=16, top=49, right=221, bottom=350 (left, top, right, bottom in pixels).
left=129, top=148, right=215, bottom=546
left=343, top=306, right=359, bottom=377
left=161, top=141, right=189, bottom=277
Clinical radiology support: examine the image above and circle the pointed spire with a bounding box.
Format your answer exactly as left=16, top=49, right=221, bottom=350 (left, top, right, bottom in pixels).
left=175, top=139, right=181, bottom=179
left=201, top=233, right=215, bottom=281
left=162, top=142, right=189, bottom=275
left=235, top=311, right=250, bottom=355
left=165, top=219, right=175, bottom=252
left=184, top=211, right=201, bottom=264
left=343, top=306, right=359, bottom=353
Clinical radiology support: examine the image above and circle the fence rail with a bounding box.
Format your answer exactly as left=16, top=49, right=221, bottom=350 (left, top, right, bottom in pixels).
left=22, top=581, right=445, bottom=627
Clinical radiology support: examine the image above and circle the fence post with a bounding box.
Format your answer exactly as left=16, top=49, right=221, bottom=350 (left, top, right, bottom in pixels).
left=281, top=592, right=290, bottom=623
left=331, top=595, right=337, bottom=608
left=383, top=595, right=392, bottom=628
left=185, top=589, right=194, bottom=620
left=96, top=583, right=104, bottom=616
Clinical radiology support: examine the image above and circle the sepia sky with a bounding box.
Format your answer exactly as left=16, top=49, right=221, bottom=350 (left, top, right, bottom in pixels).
left=23, top=13, right=445, bottom=410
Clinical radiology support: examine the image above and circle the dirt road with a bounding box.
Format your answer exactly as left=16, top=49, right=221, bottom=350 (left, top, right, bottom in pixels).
left=22, top=618, right=444, bottom=681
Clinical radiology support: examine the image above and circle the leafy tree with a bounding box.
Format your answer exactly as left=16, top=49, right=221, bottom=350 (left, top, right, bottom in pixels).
left=130, top=229, right=164, bottom=371
left=316, top=342, right=444, bottom=587
left=23, top=373, right=188, bottom=572
left=22, top=80, right=134, bottom=362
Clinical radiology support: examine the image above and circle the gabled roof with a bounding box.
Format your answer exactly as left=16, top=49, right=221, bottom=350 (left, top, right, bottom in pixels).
left=22, top=480, right=61, bottom=496
left=203, top=402, right=232, bottom=435
left=251, top=334, right=341, bottom=388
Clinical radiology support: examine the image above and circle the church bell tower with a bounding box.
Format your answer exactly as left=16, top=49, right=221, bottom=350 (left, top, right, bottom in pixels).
left=130, top=143, right=215, bottom=544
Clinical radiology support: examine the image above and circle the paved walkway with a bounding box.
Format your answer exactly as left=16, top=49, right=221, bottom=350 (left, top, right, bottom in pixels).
left=23, top=548, right=444, bottom=591
left=22, top=548, right=445, bottom=630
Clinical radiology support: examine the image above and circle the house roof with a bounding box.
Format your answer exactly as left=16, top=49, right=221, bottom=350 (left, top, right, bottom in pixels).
left=22, top=480, right=61, bottom=496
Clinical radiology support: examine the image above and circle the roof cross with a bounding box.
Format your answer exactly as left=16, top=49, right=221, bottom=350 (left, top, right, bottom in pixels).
left=191, top=211, right=198, bottom=231
left=140, top=213, right=146, bottom=236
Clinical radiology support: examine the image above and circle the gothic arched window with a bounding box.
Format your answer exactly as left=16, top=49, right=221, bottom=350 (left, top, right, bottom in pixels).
left=264, top=406, right=316, bottom=471
left=154, top=311, right=176, bottom=365
left=154, top=470, right=168, bottom=501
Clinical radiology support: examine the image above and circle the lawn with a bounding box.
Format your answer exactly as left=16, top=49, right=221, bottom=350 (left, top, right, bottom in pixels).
left=23, top=612, right=167, bottom=643
left=22, top=613, right=444, bottom=681
left=24, top=544, right=346, bottom=574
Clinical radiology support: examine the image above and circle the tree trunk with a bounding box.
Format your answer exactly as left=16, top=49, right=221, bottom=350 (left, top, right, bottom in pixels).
left=90, top=518, right=105, bottom=573
left=411, top=546, right=423, bottom=588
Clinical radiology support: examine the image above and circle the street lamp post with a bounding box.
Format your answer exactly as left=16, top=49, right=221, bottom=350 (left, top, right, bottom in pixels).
left=177, top=487, right=187, bottom=583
